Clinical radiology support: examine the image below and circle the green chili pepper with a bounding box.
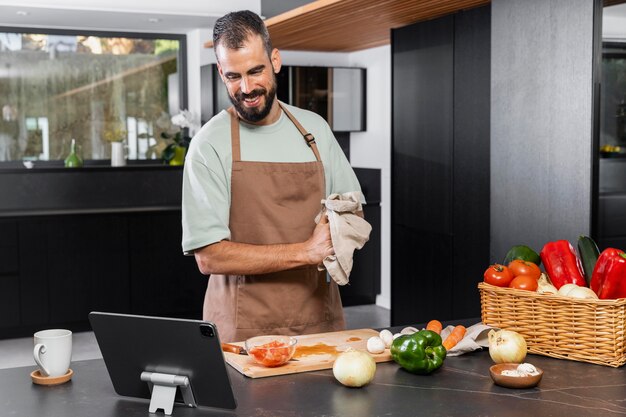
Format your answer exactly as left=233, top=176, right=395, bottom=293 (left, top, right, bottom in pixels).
left=390, top=329, right=447, bottom=375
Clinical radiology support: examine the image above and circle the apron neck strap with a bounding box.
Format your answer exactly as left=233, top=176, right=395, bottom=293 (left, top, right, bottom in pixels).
left=227, top=103, right=322, bottom=162
left=227, top=107, right=242, bottom=161
left=278, top=102, right=322, bottom=162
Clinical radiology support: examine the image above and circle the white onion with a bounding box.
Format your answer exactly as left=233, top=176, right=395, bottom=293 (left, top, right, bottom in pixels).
left=366, top=336, right=386, bottom=354
left=557, top=283, right=578, bottom=296
left=488, top=329, right=527, bottom=364
left=333, top=348, right=376, bottom=388
left=567, top=286, right=598, bottom=299
left=536, top=273, right=558, bottom=295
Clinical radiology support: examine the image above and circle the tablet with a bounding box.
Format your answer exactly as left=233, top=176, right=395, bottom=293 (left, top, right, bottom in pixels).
left=89, top=312, right=236, bottom=412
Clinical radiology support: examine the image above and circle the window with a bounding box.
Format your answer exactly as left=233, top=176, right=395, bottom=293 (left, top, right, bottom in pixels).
left=0, top=29, right=186, bottom=164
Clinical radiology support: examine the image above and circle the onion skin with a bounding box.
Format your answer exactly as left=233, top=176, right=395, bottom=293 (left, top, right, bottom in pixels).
left=333, top=349, right=376, bottom=388
left=488, top=329, right=527, bottom=364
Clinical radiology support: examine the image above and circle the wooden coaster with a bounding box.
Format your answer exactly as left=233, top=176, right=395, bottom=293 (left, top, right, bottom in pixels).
left=31, top=368, right=73, bottom=386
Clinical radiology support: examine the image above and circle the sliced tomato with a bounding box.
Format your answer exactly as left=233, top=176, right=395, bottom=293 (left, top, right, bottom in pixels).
left=248, top=340, right=292, bottom=367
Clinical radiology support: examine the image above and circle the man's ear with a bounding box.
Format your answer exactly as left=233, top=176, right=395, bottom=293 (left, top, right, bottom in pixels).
left=271, top=48, right=282, bottom=74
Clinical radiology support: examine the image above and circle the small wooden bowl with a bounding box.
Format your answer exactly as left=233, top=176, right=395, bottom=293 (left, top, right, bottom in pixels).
left=31, top=368, right=74, bottom=386
left=489, top=363, right=543, bottom=389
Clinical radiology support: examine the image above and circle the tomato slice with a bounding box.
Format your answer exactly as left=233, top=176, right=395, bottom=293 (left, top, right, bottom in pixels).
left=248, top=340, right=292, bottom=367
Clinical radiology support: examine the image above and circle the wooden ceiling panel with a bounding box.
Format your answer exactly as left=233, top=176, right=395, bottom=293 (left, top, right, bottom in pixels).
left=204, top=0, right=490, bottom=52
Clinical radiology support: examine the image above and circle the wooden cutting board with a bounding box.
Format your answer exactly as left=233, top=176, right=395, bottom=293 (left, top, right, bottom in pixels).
left=224, top=328, right=392, bottom=378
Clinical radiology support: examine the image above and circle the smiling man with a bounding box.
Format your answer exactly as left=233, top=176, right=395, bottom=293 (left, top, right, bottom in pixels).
left=181, top=10, right=364, bottom=342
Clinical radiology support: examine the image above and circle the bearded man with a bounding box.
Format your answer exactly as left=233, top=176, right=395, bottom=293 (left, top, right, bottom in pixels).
left=181, top=10, right=363, bottom=342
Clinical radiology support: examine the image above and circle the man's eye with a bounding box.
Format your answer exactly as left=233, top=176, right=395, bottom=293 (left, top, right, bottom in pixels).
left=226, top=74, right=241, bottom=81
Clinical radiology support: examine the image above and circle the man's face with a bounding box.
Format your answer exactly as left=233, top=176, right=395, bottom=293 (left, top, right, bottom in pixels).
left=216, top=35, right=281, bottom=124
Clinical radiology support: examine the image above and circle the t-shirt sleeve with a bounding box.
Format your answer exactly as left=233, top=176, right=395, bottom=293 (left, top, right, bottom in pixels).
left=323, top=124, right=366, bottom=204
left=181, top=147, right=231, bottom=254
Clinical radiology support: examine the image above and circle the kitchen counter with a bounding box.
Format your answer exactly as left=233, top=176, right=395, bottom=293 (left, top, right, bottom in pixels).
left=0, top=164, right=183, bottom=217
left=1, top=347, right=625, bottom=416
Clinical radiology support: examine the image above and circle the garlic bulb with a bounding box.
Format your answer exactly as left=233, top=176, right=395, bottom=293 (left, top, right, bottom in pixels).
left=379, top=329, right=393, bottom=348
left=401, top=326, right=418, bottom=335
left=366, top=336, right=386, bottom=354
left=392, top=333, right=403, bottom=340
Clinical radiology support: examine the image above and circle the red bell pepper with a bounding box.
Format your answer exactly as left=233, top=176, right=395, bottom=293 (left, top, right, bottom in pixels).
left=540, top=240, right=586, bottom=289
left=590, top=248, right=626, bottom=299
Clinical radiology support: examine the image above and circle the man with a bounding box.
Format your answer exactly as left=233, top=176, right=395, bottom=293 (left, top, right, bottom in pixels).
left=181, top=10, right=364, bottom=342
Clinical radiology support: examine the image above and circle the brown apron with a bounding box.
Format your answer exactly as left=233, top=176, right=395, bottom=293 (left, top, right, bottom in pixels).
left=203, top=102, right=345, bottom=342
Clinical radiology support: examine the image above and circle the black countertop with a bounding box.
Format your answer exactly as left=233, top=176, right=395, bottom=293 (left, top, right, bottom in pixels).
left=0, top=164, right=183, bottom=217
left=2, top=349, right=625, bottom=416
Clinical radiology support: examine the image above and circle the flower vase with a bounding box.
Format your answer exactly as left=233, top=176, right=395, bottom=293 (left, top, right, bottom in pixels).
left=111, top=142, right=126, bottom=167
left=64, top=138, right=83, bottom=168
left=169, top=145, right=186, bottom=166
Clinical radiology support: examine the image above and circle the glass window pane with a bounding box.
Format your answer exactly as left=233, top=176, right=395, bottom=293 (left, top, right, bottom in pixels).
left=0, top=31, right=183, bottom=163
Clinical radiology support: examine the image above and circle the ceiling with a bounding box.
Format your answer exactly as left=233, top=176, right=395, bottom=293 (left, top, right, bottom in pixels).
left=0, top=0, right=258, bottom=34
left=264, top=0, right=490, bottom=52
left=0, top=0, right=624, bottom=50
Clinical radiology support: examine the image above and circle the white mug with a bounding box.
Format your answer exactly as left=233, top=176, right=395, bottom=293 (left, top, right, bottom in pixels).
left=33, top=329, right=72, bottom=377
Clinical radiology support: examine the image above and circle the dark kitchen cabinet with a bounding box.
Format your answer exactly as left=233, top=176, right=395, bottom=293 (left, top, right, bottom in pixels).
left=391, top=5, right=490, bottom=325
left=0, top=166, right=206, bottom=339
left=45, top=216, right=130, bottom=323
left=129, top=212, right=206, bottom=317
left=339, top=168, right=381, bottom=306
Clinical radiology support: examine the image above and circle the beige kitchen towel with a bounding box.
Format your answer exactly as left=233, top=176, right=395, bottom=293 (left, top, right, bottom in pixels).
left=440, top=323, right=493, bottom=357
left=315, top=191, right=372, bottom=285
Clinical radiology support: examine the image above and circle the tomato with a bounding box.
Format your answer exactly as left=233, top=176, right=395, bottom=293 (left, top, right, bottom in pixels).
left=508, top=259, right=541, bottom=280
left=248, top=340, right=293, bottom=367
left=483, top=264, right=513, bottom=287
left=509, top=275, right=539, bottom=291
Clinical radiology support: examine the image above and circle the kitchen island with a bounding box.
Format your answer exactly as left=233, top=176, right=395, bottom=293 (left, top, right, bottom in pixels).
left=1, top=346, right=625, bottom=416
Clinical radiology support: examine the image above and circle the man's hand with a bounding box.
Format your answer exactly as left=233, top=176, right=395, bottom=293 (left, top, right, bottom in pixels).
left=304, top=214, right=335, bottom=264
left=193, top=215, right=335, bottom=276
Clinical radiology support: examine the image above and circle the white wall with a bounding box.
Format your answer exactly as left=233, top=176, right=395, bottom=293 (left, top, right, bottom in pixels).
left=604, top=4, right=626, bottom=40
left=348, top=45, right=391, bottom=309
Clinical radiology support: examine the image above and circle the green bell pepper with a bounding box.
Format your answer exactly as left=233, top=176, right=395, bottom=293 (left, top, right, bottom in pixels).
left=390, top=330, right=447, bottom=374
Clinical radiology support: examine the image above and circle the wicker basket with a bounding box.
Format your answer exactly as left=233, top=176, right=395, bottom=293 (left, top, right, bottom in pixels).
left=478, top=282, right=626, bottom=367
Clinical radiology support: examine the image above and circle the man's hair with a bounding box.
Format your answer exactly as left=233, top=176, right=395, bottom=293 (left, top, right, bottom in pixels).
left=213, top=10, right=272, bottom=58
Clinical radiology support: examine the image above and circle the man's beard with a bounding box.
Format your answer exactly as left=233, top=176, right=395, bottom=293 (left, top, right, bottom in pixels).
left=229, top=78, right=277, bottom=123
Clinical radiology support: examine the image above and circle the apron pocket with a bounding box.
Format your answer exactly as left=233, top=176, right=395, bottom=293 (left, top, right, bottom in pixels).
left=236, top=268, right=330, bottom=330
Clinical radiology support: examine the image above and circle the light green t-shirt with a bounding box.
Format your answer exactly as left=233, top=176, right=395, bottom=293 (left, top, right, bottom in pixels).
left=181, top=102, right=363, bottom=253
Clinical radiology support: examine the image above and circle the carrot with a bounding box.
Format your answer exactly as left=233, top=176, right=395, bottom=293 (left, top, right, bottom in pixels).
left=442, top=325, right=466, bottom=350
left=426, top=320, right=443, bottom=335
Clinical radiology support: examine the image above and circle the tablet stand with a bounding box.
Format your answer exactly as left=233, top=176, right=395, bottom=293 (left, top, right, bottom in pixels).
left=140, top=371, right=197, bottom=415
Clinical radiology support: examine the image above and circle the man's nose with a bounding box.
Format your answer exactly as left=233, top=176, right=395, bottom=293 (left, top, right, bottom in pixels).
left=239, top=76, right=252, bottom=94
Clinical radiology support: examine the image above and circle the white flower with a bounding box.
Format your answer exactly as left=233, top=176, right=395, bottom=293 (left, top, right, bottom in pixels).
left=171, top=109, right=200, bottom=132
